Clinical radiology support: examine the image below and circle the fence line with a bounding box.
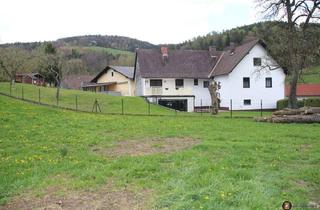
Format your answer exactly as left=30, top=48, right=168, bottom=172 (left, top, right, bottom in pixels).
left=0, top=83, right=273, bottom=118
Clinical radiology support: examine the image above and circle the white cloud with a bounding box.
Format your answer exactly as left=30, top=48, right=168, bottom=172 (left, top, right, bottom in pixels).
left=0, top=0, right=257, bottom=44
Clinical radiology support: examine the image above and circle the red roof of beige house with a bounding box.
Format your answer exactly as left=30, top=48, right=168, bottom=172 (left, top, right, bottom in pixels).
left=285, top=84, right=320, bottom=97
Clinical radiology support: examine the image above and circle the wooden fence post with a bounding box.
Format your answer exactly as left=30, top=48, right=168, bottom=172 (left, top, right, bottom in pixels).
left=121, top=99, right=124, bottom=115
left=75, top=95, right=78, bottom=111
left=260, top=99, right=263, bottom=117
left=230, top=99, right=233, bottom=118
left=22, top=86, right=24, bottom=100
left=201, top=99, right=203, bottom=116
left=38, top=89, right=41, bottom=104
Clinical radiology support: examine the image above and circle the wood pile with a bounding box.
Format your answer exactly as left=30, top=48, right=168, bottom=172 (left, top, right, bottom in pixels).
left=255, top=107, right=320, bottom=123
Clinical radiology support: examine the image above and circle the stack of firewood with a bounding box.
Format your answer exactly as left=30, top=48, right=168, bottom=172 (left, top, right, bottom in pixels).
left=255, top=107, right=320, bottom=123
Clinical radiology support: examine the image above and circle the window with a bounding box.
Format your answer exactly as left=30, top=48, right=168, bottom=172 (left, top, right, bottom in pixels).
left=150, top=79, right=162, bottom=87
left=194, top=79, right=198, bottom=86
left=253, top=58, right=262, bottom=66
left=111, top=71, right=114, bottom=77
left=266, top=77, right=272, bottom=88
left=175, top=79, right=184, bottom=88
left=244, top=99, right=251, bottom=105
left=243, top=77, right=250, bottom=88
left=203, top=81, right=209, bottom=88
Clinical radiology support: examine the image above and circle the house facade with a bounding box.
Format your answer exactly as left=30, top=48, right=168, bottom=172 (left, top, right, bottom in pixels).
left=82, top=66, right=135, bottom=96
left=134, top=39, right=286, bottom=112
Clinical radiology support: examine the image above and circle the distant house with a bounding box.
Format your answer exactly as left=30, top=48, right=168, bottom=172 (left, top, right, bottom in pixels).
left=15, top=73, right=45, bottom=86
left=134, top=39, right=286, bottom=112
left=285, top=84, right=320, bottom=99
left=82, top=66, right=135, bottom=96
left=62, top=75, right=93, bottom=90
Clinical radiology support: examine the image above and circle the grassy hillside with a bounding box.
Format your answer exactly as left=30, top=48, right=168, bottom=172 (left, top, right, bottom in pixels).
left=0, top=83, right=173, bottom=116
left=60, top=46, right=134, bottom=56
left=299, top=65, right=320, bottom=84
left=0, top=94, right=319, bottom=209
left=0, top=83, right=271, bottom=118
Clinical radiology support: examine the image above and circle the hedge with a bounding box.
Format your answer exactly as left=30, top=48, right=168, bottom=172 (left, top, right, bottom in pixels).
left=277, top=97, right=320, bottom=109
left=305, top=97, right=320, bottom=107
left=277, top=99, right=304, bottom=110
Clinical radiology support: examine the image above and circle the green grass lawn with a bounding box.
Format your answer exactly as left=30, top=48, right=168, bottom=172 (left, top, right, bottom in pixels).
left=285, top=65, right=320, bottom=84
left=299, top=65, right=320, bottom=84
left=0, top=82, right=271, bottom=118
left=0, top=95, right=319, bottom=209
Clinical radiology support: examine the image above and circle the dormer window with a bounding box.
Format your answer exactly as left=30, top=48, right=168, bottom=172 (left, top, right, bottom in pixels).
left=253, top=58, right=262, bottom=66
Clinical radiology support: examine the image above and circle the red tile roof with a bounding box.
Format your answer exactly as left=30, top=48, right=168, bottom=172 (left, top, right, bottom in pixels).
left=285, top=84, right=320, bottom=97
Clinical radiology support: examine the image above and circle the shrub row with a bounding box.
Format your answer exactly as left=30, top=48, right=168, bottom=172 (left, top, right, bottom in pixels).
left=277, top=98, right=320, bottom=109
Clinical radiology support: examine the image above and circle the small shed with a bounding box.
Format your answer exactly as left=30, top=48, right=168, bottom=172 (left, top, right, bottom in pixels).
left=15, top=73, right=45, bottom=86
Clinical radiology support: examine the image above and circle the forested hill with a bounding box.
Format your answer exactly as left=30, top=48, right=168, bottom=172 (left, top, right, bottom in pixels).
left=0, top=35, right=157, bottom=52
left=176, top=21, right=320, bottom=51
left=0, top=35, right=158, bottom=76
left=57, top=35, right=156, bottom=51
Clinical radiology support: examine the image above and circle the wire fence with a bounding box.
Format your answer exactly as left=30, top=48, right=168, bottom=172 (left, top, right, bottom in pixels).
left=0, top=83, right=274, bottom=118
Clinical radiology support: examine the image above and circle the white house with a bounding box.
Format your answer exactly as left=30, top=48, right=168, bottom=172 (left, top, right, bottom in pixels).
left=134, top=39, right=285, bottom=112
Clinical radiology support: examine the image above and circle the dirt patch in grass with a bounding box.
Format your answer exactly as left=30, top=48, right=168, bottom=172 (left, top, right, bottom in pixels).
left=2, top=184, right=150, bottom=210
left=98, top=137, right=201, bottom=157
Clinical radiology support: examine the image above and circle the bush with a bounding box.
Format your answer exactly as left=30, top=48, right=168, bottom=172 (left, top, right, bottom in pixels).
left=277, top=99, right=288, bottom=110
left=59, top=146, right=68, bottom=157
left=304, top=97, right=320, bottom=107
left=276, top=99, right=304, bottom=110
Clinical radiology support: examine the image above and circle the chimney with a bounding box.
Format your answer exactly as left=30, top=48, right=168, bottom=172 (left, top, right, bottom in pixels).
left=209, top=46, right=217, bottom=57
left=230, top=42, right=236, bottom=55
left=161, top=47, right=168, bottom=64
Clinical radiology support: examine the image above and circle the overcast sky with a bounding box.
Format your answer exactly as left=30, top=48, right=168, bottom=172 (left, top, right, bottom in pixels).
left=0, top=0, right=259, bottom=45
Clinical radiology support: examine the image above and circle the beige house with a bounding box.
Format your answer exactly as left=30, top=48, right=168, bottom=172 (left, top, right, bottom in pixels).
left=82, top=66, right=135, bottom=96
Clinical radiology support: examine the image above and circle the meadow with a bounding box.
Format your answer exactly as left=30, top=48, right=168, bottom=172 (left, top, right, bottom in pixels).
left=0, top=94, right=319, bottom=209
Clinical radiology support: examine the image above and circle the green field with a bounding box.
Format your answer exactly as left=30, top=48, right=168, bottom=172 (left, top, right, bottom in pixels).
left=299, top=65, right=320, bottom=84
left=285, top=65, right=320, bottom=84
left=60, top=46, right=134, bottom=56
left=0, top=94, right=319, bottom=209
left=0, top=83, right=271, bottom=118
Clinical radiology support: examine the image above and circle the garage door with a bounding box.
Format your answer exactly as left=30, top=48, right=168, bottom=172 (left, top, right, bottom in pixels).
left=158, top=99, right=188, bottom=111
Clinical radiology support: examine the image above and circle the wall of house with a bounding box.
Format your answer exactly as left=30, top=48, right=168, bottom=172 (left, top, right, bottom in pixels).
left=192, top=79, right=211, bottom=107
left=97, top=69, right=134, bottom=96
left=142, top=78, right=210, bottom=106
left=136, top=77, right=211, bottom=112
left=215, top=44, right=285, bottom=110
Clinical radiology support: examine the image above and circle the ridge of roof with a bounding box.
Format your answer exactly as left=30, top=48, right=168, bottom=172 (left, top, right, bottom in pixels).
left=210, top=39, right=261, bottom=77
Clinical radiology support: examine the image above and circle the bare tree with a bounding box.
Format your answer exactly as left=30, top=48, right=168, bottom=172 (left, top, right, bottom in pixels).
left=41, top=43, right=64, bottom=100
left=0, top=47, right=29, bottom=85
left=256, top=0, right=320, bottom=108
